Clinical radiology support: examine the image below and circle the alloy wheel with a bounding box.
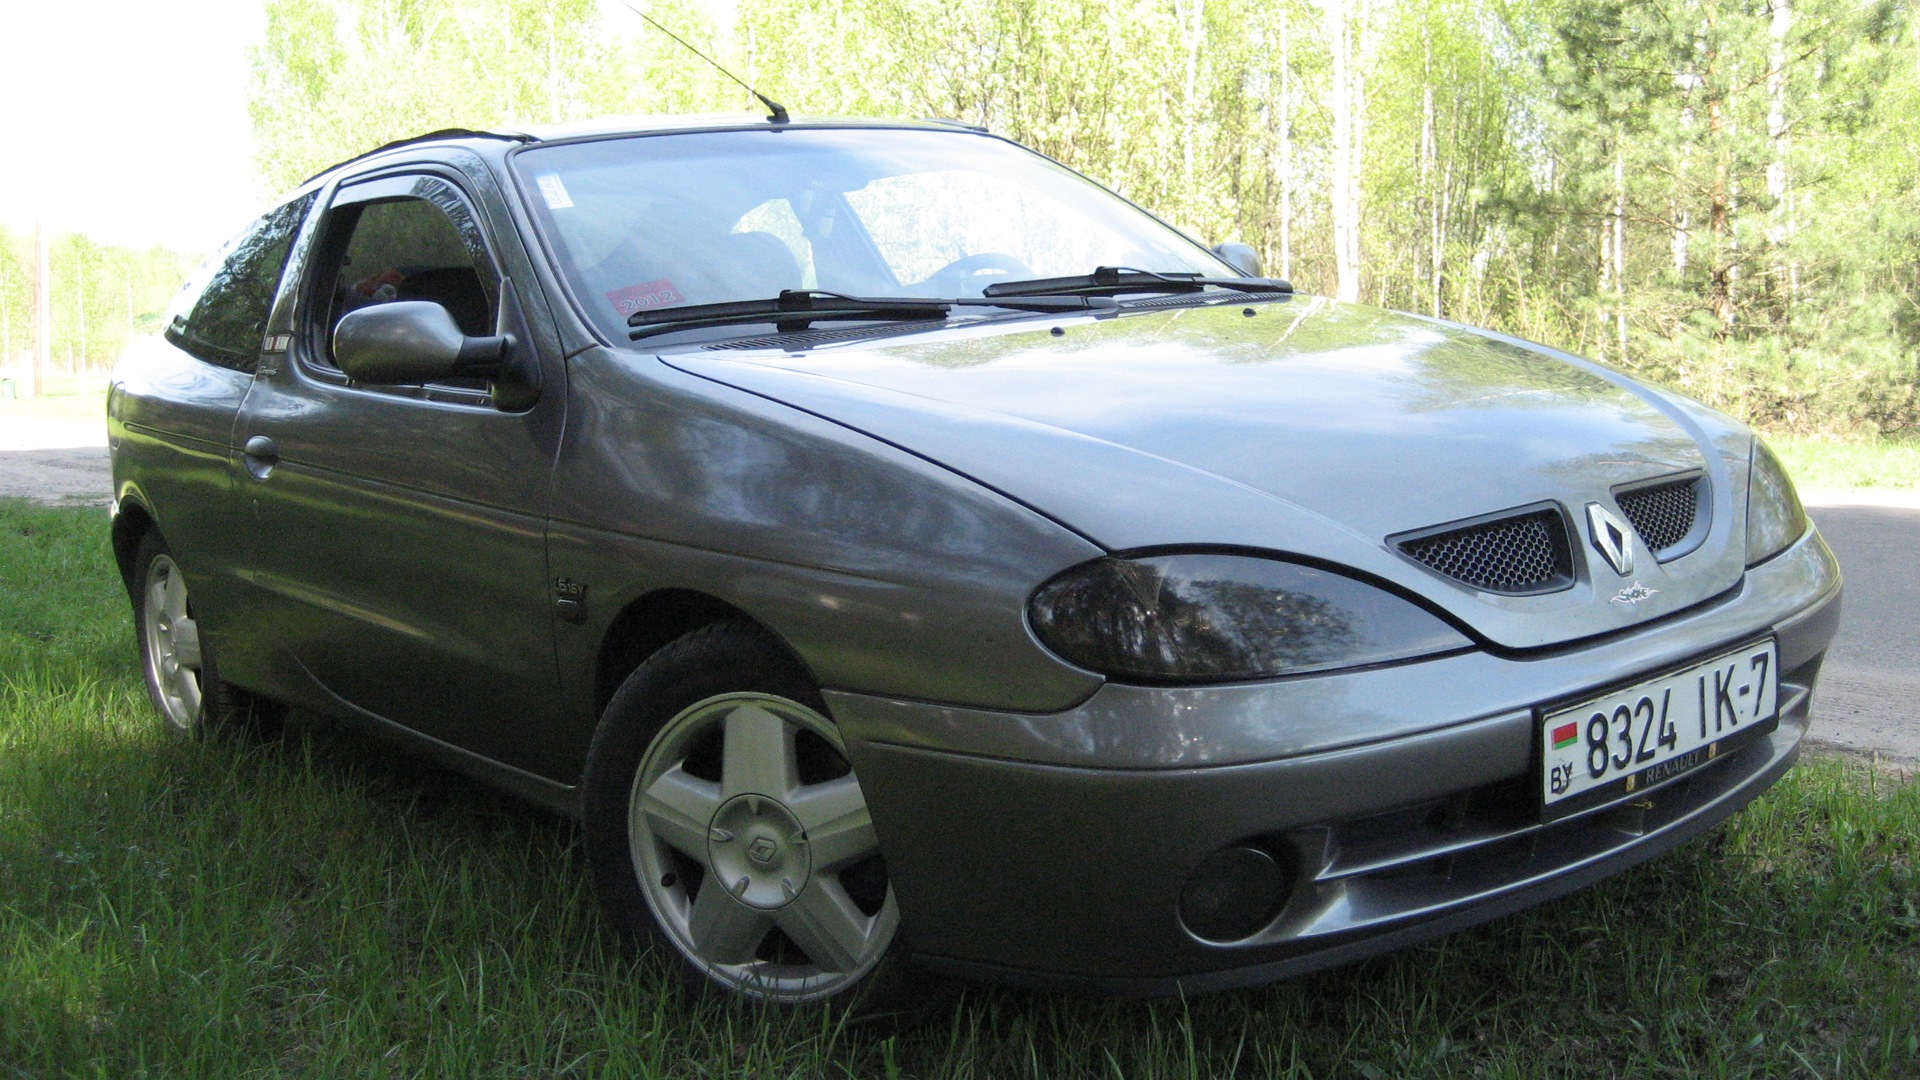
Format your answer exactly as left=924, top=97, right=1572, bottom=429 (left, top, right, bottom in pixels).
left=141, top=553, right=204, bottom=733
left=628, top=692, right=898, bottom=1003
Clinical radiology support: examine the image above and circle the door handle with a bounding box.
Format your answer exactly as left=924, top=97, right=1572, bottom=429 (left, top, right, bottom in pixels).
left=242, top=435, right=278, bottom=480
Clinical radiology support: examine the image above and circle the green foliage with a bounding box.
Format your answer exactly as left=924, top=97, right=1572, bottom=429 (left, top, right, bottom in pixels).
left=246, top=0, right=1920, bottom=434
left=0, top=228, right=30, bottom=370
left=0, top=226, right=193, bottom=374
left=249, top=0, right=736, bottom=189
left=1514, top=0, right=1920, bottom=433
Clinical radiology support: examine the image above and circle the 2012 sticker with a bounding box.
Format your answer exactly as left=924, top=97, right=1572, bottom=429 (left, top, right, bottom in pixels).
left=607, top=279, right=685, bottom=315
left=536, top=173, right=574, bottom=210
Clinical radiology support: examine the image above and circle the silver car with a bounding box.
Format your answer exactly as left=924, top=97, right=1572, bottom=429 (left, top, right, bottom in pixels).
left=110, top=115, right=1841, bottom=1012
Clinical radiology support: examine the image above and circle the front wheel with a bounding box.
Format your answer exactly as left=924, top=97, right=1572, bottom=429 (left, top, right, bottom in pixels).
left=582, top=620, right=921, bottom=1012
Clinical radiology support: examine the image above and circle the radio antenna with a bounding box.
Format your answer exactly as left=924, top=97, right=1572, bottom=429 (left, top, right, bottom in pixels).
left=619, top=2, right=790, bottom=124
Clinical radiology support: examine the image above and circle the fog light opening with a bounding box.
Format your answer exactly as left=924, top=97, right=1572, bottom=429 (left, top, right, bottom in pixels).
left=1178, top=845, right=1290, bottom=943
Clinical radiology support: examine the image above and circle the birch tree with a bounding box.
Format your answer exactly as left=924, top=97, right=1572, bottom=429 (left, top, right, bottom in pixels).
left=1322, top=0, right=1368, bottom=302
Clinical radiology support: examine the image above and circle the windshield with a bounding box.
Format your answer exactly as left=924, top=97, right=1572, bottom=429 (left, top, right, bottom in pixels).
left=511, top=127, right=1230, bottom=344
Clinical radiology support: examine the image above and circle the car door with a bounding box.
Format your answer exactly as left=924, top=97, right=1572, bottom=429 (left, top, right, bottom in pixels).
left=234, top=166, right=569, bottom=777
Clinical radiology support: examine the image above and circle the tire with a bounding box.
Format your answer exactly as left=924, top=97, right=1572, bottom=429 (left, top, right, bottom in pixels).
left=132, top=531, right=284, bottom=740
left=582, top=619, right=927, bottom=1015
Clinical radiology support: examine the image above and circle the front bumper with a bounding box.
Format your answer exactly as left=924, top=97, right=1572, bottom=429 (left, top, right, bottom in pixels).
left=828, top=528, right=1842, bottom=993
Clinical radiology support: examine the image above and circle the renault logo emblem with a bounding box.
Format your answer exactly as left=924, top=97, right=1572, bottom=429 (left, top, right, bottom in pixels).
left=1586, top=503, right=1635, bottom=576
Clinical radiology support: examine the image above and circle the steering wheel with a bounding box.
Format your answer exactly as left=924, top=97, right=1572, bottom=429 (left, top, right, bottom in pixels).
left=915, top=252, right=1032, bottom=296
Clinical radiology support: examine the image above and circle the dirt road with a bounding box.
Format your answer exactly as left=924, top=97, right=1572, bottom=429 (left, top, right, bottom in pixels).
left=0, top=416, right=111, bottom=507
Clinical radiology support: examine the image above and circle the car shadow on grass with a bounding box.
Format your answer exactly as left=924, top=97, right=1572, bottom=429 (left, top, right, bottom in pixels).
left=220, top=706, right=587, bottom=888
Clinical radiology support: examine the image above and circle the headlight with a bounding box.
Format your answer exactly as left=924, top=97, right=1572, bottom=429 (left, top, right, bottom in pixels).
left=1027, top=552, right=1472, bottom=684
left=1745, top=438, right=1807, bottom=567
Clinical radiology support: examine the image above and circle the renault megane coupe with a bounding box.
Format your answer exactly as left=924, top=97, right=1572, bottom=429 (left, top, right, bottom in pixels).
left=110, top=114, right=1841, bottom=1010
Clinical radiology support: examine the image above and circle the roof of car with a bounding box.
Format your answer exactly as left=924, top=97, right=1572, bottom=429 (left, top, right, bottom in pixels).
left=517, top=112, right=987, bottom=140
left=308, top=113, right=991, bottom=183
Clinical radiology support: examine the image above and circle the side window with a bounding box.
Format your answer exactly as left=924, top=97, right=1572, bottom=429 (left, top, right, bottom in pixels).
left=165, top=193, right=315, bottom=372
left=308, top=177, right=499, bottom=382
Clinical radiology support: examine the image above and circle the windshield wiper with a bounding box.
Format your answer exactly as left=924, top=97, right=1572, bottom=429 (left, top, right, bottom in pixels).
left=628, top=289, right=1116, bottom=341
left=982, top=266, right=1293, bottom=299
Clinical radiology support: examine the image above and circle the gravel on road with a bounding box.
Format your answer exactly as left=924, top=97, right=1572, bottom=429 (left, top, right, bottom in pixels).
left=0, top=416, right=109, bottom=507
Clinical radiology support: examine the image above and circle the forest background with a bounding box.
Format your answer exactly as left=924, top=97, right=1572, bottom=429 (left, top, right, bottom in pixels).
left=5, top=0, right=1918, bottom=436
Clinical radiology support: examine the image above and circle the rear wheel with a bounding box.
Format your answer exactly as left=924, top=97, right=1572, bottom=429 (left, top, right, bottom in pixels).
left=132, top=531, right=282, bottom=740
left=582, top=620, right=921, bottom=1013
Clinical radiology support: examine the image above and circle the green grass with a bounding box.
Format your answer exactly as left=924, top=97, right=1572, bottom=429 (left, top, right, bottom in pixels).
left=1769, top=435, right=1920, bottom=491
left=3, top=499, right=1918, bottom=1078
left=0, top=380, right=109, bottom=422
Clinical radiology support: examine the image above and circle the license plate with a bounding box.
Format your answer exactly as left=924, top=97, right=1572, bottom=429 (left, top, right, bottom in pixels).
left=1540, top=639, right=1778, bottom=820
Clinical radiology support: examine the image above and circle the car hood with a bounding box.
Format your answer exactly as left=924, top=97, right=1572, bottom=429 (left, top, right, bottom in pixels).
left=661, top=297, right=1756, bottom=649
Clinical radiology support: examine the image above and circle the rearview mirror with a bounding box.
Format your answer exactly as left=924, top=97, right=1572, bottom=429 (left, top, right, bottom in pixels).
left=1211, top=242, right=1262, bottom=278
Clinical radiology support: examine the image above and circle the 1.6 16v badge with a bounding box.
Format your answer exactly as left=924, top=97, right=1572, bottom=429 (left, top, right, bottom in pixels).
left=1540, top=640, right=1779, bottom=821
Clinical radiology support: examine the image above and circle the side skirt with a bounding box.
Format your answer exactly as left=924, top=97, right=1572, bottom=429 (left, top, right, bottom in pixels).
left=289, top=657, right=581, bottom=817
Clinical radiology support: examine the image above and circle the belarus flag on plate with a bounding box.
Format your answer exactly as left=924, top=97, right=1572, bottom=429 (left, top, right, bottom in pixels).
left=1551, top=721, right=1579, bottom=750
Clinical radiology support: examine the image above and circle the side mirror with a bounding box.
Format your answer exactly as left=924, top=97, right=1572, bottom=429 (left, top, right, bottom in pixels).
left=332, top=289, right=541, bottom=411
left=334, top=301, right=507, bottom=385
left=1211, top=242, right=1262, bottom=279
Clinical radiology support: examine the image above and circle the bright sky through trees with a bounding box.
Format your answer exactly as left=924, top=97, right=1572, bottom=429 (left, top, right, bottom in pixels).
left=0, top=0, right=266, bottom=251
left=0, top=0, right=735, bottom=253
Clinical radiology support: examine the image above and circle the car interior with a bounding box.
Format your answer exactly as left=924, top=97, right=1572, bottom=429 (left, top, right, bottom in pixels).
left=305, top=194, right=500, bottom=397
left=324, top=197, right=495, bottom=346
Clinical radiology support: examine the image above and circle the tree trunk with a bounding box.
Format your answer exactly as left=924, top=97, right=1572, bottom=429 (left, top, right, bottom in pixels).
left=75, top=257, right=86, bottom=371
left=1614, top=147, right=1628, bottom=360
left=1279, top=10, right=1293, bottom=282
left=1707, top=94, right=1735, bottom=333
left=1420, top=28, right=1437, bottom=315
left=1178, top=0, right=1205, bottom=196
left=1672, top=37, right=1698, bottom=280
left=1434, top=158, right=1451, bottom=317
left=1671, top=199, right=1689, bottom=276
left=32, top=223, right=48, bottom=398
left=1325, top=0, right=1364, bottom=303
left=546, top=7, right=560, bottom=119
left=1767, top=0, right=1795, bottom=309
left=1598, top=192, right=1613, bottom=360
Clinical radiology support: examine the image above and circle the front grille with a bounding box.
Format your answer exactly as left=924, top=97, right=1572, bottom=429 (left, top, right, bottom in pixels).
left=1320, top=773, right=1536, bottom=882
left=1396, top=507, right=1573, bottom=595
left=1616, top=476, right=1703, bottom=557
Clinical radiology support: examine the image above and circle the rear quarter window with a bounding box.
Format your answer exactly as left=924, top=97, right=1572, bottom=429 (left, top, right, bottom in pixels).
left=165, top=193, right=315, bottom=372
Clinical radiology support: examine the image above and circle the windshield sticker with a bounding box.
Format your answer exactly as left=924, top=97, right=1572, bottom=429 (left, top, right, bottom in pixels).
left=608, top=279, right=685, bottom=316
left=535, top=173, right=574, bottom=210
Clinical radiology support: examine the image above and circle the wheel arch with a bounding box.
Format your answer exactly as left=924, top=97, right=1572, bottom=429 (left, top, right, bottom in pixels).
left=111, top=497, right=159, bottom=599
left=592, top=588, right=817, bottom=721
